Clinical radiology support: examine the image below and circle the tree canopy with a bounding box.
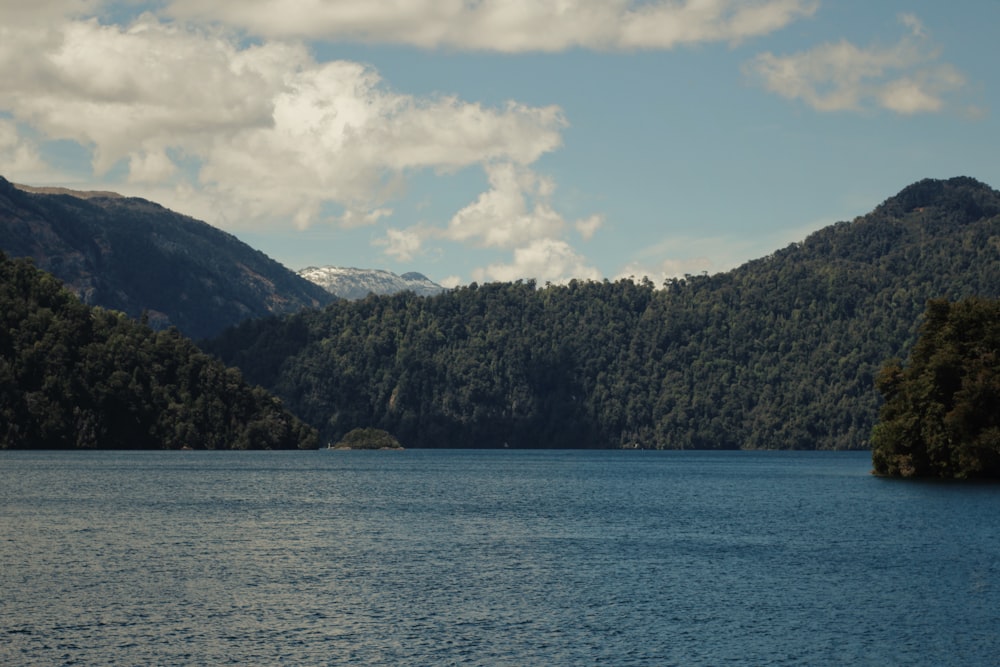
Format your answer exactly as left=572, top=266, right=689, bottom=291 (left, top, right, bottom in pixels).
left=206, top=177, right=1000, bottom=450
left=871, top=298, right=1000, bottom=479
left=0, top=252, right=318, bottom=449
left=331, top=427, right=404, bottom=450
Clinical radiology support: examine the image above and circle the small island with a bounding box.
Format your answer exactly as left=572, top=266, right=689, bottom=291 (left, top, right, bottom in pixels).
left=871, top=297, right=1000, bottom=479
left=327, top=427, right=405, bottom=450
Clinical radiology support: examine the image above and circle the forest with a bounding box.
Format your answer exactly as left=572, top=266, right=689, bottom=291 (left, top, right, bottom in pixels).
left=206, top=178, right=1000, bottom=450
left=872, top=297, right=1000, bottom=479
left=0, top=251, right=318, bottom=450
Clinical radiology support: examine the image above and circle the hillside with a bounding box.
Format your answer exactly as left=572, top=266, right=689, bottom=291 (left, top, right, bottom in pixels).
left=0, top=177, right=334, bottom=339
left=0, top=251, right=318, bottom=449
left=206, top=177, right=1000, bottom=450
left=299, top=266, right=445, bottom=299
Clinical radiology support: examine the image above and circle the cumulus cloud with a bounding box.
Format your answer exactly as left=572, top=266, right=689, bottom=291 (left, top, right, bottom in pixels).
left=745, top=13, right=966, bottom=114
left=0, top=0, right=102, bottom=26
left=376, top=162, right=604, bottom=281
left=0, top=120, right=48, bottom=178
left=0, top=14, right=567, bottom=230
left=164, top=0, right=817, bottom=51
left=2, top=17, right=290, bottom=173
left=445, top=163, right=566, bottom=248
left=475, top=238, right=601, bottom=284
left=127, top=148, right=178, bottom=184
left=378, top=227, right=425, bottom=262
left=0, top=118, right=45, bottom=170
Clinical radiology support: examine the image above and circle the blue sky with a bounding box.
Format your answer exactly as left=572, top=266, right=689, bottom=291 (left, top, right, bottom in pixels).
left=2, top=1, right=996, bottom=287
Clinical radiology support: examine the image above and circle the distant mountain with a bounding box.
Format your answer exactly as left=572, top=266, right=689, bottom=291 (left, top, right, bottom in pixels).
left=207, top=176, right=1000, bottom=450
left=299, top=265, right=446, bottom=299
left=0, top=177, right=334, bottom=339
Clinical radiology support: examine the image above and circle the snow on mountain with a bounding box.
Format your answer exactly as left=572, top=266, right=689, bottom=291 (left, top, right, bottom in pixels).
left=298, top=266, right=446, bottom=300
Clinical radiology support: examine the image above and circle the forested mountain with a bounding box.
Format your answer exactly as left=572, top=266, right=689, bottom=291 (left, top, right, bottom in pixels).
left=0, top=177, right=334, bottom=339
left=299, top=266, right=445, bottom=299
left=0, top=251, right=318, bottom=449
left=206, top=177, right=1000, bottom=450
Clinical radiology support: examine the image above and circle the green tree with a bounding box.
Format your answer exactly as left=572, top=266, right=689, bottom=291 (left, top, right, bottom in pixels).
left=872, top=298, right=1000, bottom=478
left=0, top=252, right=318, bottom=450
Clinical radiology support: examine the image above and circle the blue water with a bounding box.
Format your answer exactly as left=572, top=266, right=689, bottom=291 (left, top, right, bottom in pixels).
left=1, top=449, right=998, bottom=666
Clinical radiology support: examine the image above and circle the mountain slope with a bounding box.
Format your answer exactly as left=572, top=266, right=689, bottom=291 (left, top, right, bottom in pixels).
left=206, top=176, right=1000, bottom=450
left=0, top=177, right=334, bottom=339
left=0, top=251, right=318, bottom=449
left=299, top=266, right=445, bottom=299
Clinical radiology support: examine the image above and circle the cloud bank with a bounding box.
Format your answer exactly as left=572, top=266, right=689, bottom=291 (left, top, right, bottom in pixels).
left=0, top=15, right=566, bottom=225
left=0, top=1, right=623, bottom=282
left=165, top=0, right=818, bottom=52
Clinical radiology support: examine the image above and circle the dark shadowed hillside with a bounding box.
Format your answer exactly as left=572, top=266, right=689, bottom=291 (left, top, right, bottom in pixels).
left=0, top=251, right=318, bottom=450
left=0, top=177, right=334, bottom=339
left=206, top=177, right=1000, bottom=450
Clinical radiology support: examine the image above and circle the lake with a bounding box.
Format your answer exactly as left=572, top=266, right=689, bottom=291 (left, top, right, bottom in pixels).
left=1, top=449, right=998, bottom=665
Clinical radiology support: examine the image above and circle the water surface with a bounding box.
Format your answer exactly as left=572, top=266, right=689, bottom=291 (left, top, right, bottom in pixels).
left=2, top=450, right=998, bottom=665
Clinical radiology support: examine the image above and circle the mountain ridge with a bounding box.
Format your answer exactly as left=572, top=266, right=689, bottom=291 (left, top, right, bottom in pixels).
left=206, top=176, right=1000, bottom=450
left=0, top=176, right=335, bottom=339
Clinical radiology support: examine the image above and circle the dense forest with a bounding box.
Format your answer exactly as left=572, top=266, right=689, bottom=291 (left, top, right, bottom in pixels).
left=872, top=297, right=1000, bottom=479
left=0, top=176, right=333, bottom=339
left=207, top=178, right=1000, bottom=450
left=0, top=252, right=318, bottom=450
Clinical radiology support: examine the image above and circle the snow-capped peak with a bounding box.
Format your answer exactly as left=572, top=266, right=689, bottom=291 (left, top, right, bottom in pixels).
left=298, top=266, right=446, bottom=300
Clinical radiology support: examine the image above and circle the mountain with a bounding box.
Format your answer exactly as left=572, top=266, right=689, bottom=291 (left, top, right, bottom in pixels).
left=0, top=250, right=318, bottom=449
left=206, top=177, right=1000, bottom=450
left=299, top=265, right=446, bottom=299
left=0, top=177, right=335, bottom=339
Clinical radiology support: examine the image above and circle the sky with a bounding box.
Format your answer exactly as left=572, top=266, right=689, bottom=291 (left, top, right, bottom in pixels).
left=2, top=1, right=997, bottom=288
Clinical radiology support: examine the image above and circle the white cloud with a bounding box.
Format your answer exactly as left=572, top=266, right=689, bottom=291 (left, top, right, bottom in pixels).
left=575, top=214, right=603, bottom=240
left=0, top=14, right=568, bottom=231
left=0, top=0, right=101, bottom=26
left=615, top=257, right=715, bottom=284
left=475, top=238, right=601, bottom=284
left=165, top=0, right=817, bottom=51
left=375, top=161, right=604, bottom=282
left=377, top=227, right=425, bottom=262
left=445, top=163, right=565, bottom=248
left=2, top=17, right=288, bottom=174
left=0, top=120, right=49, bottom=179
left=745, top=13, right=967, bottom=114
left=127, top=148, right=177, bottom=184
left=337, top=207, right=394, bottom=229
